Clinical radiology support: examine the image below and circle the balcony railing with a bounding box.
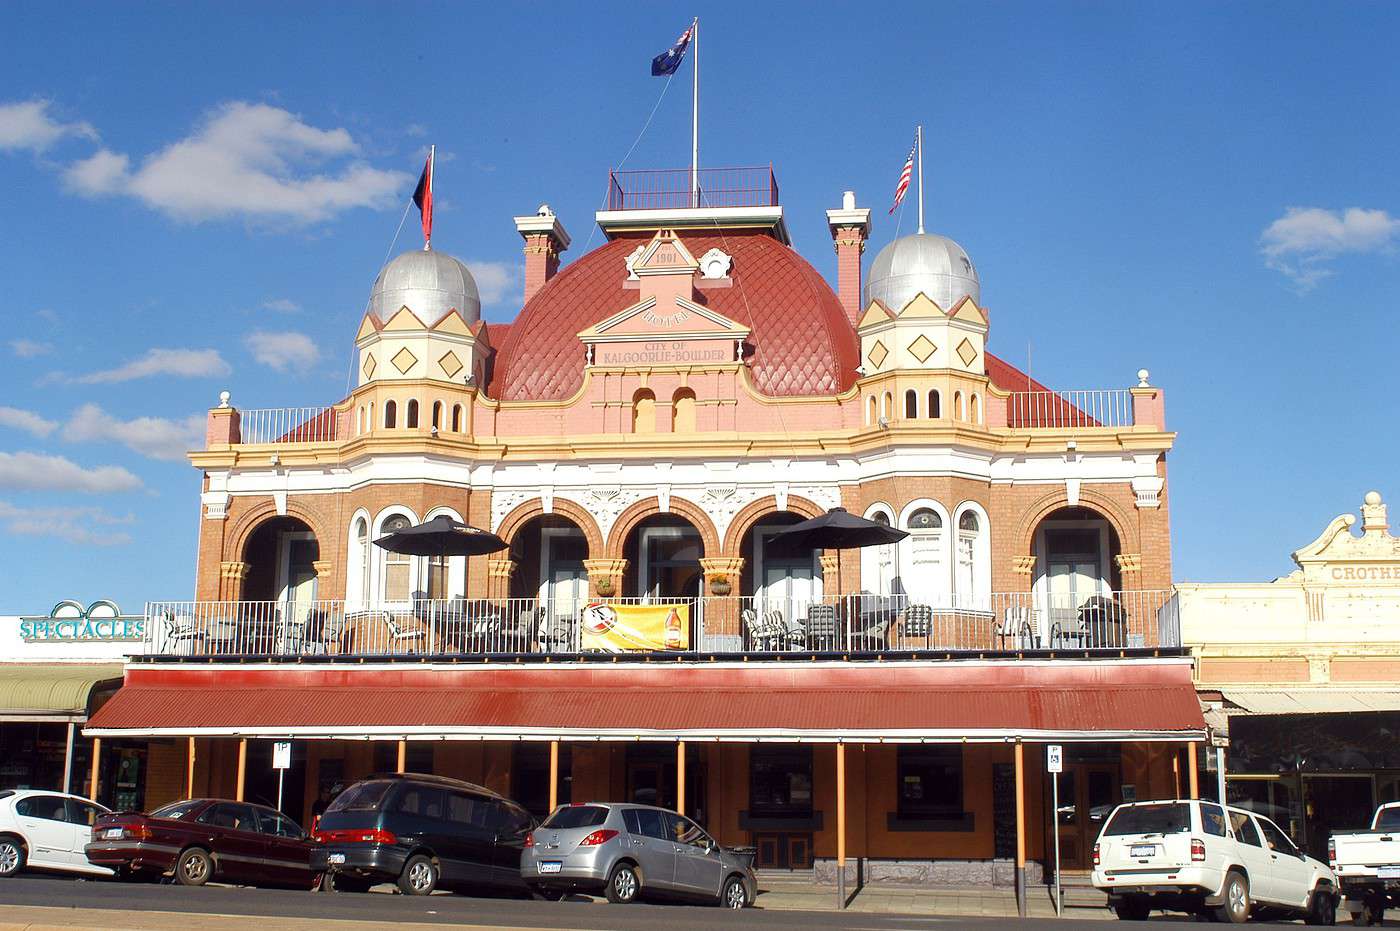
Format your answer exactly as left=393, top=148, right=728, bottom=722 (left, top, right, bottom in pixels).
left=236, top=407, right=340, bottom=444
left=1004, top=389, right=1133, bottom=429
left=606, top=167, right=779, bottom=211
left=144, top=591, right=1176, bottom=659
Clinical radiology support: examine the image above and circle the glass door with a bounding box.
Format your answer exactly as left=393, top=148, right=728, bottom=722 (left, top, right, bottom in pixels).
left=1056, top=763, right=1119, bottom=870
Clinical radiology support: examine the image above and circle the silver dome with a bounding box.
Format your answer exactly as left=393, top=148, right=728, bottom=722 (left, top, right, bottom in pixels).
left=368, top=248, right=481, bottom=327
left=863, top=232, right=979, bottom=313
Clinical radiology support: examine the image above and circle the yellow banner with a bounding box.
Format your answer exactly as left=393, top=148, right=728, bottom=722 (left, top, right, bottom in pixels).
left=580, top=602, right=690, bottom=652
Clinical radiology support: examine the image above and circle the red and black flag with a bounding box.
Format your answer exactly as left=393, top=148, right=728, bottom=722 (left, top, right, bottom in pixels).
left=413, top=146, right=434, bottom=246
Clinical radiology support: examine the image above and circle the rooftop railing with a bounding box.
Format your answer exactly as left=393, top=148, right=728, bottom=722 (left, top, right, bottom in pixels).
left=144, top=590, right=1176, bottom=660
left=606, top=166, right=779, bottom=211
left=1004, top=389, right=1134, bottom=429
left=236, top=407, right=341, bottom=444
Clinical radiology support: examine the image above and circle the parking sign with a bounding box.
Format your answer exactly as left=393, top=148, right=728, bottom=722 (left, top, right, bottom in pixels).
left=273, top=741, right=292, bottom=770
left=1047, top=744, right=1063, bottom=773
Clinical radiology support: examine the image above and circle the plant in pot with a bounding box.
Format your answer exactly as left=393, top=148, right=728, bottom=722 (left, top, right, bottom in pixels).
left=595, top=577, right=615, bottom=598
left=708, top=575, right=732, bottom=596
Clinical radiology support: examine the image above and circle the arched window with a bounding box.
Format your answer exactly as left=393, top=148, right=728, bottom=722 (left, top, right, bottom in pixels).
left=357, top=406, right=364, bottom=435
left=901, top=504, right=949, bottom=608
left=959, top=511, right=980, bottom=532
left=908, top=508, right=942, bottom=530
left=384, top=400, right=396, bottom=429
left=862, top=507, right=899, bottom=596
left=928, top=389, right=941, bottom=418
left=954, top=391, right=964, bottom=421
left=867, top=395, right=878, bottom=425
left=431, top=401, right=442, bottom=430
left=347, top=516, right=370, bottom=608
left=368, top=402, right=374, bottom=432
left=406, top=399, right=419, bottom=429
left=672, top=388, right=697, bottom=433
left=881, top=391, right=892, bottom=421
left=451, top=404, right=462, bottom=432
left=904, top=389, right=918, bottom=419
left=970, top=393, right=981, bottom=424
left=632, top=389, right=656, bottom=434
left=380, top=513, right=412, bottom=601
left=953, top=506, right=989, bottom=609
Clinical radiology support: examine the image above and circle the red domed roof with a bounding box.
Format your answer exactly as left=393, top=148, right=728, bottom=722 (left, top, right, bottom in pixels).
left=491, top=229, right=859, bottom=401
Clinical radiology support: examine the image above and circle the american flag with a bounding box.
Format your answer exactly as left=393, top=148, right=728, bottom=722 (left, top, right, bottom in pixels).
left=888, top=137, right=916, bottom=214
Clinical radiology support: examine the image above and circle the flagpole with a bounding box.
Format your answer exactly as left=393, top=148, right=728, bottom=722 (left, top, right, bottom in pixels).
left=425, top=144, right=435, bottom=251
left=691, top=17, right=699, bottom=209
left=916, top=125, right=925, bottom=235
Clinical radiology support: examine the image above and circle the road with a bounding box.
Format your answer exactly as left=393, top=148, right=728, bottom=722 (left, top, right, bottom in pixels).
left=0, top=874, right=1114, bottom=929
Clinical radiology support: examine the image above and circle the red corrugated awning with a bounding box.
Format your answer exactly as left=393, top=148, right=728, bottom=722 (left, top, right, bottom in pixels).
left=86, top=660, right=1205, bottom=743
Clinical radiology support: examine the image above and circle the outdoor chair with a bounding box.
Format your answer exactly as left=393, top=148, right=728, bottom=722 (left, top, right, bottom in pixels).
left=383, top=613, right=427, bottom=653
left=538, top=611, right=574, bottom=652
left=743, top=608, right=787, bottom=651
left=805, top=603, right=839, bottom=650
left=901, top=604, right=934, bottom=647
left=303, top=609, right=346, bottom=656
left=774, top=611, right=806, bottom=649
left=849, top=615, right=892, bottom=651
left=497, top=605, right=537, bottom=653
left=994, top=606, right=1040, bottom=650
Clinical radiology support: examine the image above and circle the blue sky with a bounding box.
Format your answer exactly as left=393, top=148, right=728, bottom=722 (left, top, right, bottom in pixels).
left=1, top=2, right=1397, bottom=611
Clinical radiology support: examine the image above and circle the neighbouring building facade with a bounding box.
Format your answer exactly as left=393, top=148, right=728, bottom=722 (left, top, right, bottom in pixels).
left=85, top=167, right=1202, bottom=899
left=1178, top=491, right=1400, bottom=859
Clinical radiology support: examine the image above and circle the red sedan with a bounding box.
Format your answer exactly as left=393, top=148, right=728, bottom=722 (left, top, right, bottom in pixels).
left=85, top=798, right=320, bottom=889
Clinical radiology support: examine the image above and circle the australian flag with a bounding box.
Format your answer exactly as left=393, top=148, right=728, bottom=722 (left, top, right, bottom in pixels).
left=651, top=24, right=693, bottom=76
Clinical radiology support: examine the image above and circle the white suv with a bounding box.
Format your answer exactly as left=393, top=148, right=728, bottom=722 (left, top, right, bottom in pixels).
left=1092, top=798, right=1339, bottom=924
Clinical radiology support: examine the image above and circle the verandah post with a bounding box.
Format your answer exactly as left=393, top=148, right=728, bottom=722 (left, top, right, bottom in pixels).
left=549, top=740, right=560, bottom=812
left=1014, top=739, right=1026, bottom=917
left=676, top=741, right=687, bottom=815
left=836, top=741, right=847, bottom=909
left=1188, top=742, right=1199, bottom=799
left=88, top=737, right=102, bottom=802
left=236, top=738, right=247, bottom=801
left=397, top=739, right=407, bottom=774
left=187, top=737, right=197, bottom=798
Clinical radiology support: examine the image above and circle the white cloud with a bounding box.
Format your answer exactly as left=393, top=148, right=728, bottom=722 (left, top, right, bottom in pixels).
left=0, top=99, right=95, bottom=152
left=0, top=406, right=58, bottom=438
left=1261, top=206, right=1400, bottom=289
left=0, top=501, right=133, bottom=546
left=62, top=101, right=411, bottom=224
left=64, top=404, right=203, bottom=462
left=469, top=260, right=519, bottom=306
left=244, top=330, right=320, bottom=371
left=10, top=338, right=53, bottom=358
left=261, top=298, right=301, bottom=313
left=0, top=451, right=142, bottom=493
left=73, top=347, right=231, bottom=384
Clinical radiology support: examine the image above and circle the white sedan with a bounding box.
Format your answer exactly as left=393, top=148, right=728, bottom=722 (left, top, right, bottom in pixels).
left=0, top=789, right=114, bottom=878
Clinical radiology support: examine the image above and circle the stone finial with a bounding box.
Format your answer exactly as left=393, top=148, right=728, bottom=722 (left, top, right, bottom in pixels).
left=1362, top=490, right=1388, bottom=535
left=1136, top=369, right=1151, bottom=388
left=218, top=390, right=231, bottom=408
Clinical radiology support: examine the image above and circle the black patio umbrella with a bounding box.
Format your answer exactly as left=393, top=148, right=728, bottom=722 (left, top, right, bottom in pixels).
left=373, top=514, right=508, bottom=559
left=766, top=507, right=909, bottom=597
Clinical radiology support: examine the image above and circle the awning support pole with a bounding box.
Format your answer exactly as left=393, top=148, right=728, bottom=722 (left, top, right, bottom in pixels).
left=1014, top=739, right=1026, bottom=918
left=187, top=737, right=197, bottom=798
left=836, top=741, right=847, bottom=910
left=87, top=736, right=101, bottom=802
left=1188, top=742, right=1199, bottom=799
left=62, top=722, right=75, bottom=795
left=549, top=740, right=560, bottom=812
left=676, top=741, right=687, bottom=815
left=397, top=739, right=407, bottom=774
left=236, top=738, right=247, bottom=801
left=1216, top=746, right=1227, bottom=804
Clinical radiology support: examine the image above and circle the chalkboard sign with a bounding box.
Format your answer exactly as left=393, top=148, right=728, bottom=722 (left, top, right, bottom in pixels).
left=993, top=763, right=1016, bottom=859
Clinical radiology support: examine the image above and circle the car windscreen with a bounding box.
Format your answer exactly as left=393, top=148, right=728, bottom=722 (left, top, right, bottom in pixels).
left=1102, top=803, right=1192, bottom=836
left=540, top=805, right=609, bottom=829
left=150, top=800, right=203, bottom=820
left=325, top=780, right=395, bottom=814
left=1377, top=808, right=1400, bottom=831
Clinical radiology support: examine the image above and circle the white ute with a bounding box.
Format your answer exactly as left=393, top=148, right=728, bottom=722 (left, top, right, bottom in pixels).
left=1329, top=800, right=1400, bottom=926
left=1092, top=798, right=1339, bottom=924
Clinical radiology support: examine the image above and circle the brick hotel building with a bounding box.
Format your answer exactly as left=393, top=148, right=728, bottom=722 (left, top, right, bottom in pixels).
left=85, top=166, right=1202, bottom=897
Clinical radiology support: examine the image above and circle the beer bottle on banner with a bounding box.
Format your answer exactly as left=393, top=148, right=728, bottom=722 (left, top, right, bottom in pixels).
left=664, top=606, right=682, bottom=649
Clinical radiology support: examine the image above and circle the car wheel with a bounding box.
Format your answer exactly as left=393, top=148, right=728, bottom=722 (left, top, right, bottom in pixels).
left=605, top=862, right=640, bottom=904
left=0, top=837, right=25, bottom=877
left=1356, top=896, right=1384, bottom=926
left=174, top=848, right=212, bottom=886
left=721, top=875, right=749, bottom=909
left=1305, top=887, right=1337, bottom=926
left=1113, top=896, right=1151, bottom=921
left=1212, top=871, right=1250, bottom=924
left=397, top=854, right=437, bottom=896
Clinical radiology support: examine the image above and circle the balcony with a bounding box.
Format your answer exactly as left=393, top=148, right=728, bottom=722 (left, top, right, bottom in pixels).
left=234, top=407, right=341, bottom=444
left=143, top=591, right=1177, bottom=661
left=606, top=167, right=779, bottom=211
left=1003, top=389, right=1135, bottom=429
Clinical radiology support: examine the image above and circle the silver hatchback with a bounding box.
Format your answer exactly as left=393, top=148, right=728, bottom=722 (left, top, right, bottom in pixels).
left=520, top=803, right=756, bottom=908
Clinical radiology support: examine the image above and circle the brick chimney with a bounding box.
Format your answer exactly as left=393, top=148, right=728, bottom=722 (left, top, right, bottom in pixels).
left=826, top=190, right=872, bottom=327
left=514, top=204, right=571, bottom=304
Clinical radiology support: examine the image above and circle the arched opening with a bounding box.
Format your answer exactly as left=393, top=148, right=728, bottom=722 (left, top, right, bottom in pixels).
left=623, top=513, right=703, bottom=600
left=898, top=502, right=950, bottom=609
left=378, top=512, right=414, bottom=603
left=860, top=505, right=899, bottom=599
left=431, top=401, right=442, bottom=430
left=509, top=513, right=590, bottom=636
left=406, top=399, right=419, bottom=429
left=368, top=401, right=374, bottom=432
left=241, top=516, right=319, bottom=606
left=953, top=391, right=964, bottom=421
left=672, top=388, right=697, bottom=433
left=632, top=389, right=656, bottom=434
left=928, top=389, right=941, bottom=418
left=383, top=400, right=397, bottom=429
left=1031, top=506, right=1124, bottom=643
left=904, top=389, right=918, bottom=419
left=740, top=510, right=822, bottom=617
left=867, top=395, right=877, bottom=425
left=451, top=404, right=462, bottom=433
left=346, top=514, right=371, bottom=609
left=953, top=506, right=990, bottom=610
left=970, top=393, right=981, bottom=424
left=357, top=406, right=364, bottom=435
left=881, top=391, right=892, bottom=422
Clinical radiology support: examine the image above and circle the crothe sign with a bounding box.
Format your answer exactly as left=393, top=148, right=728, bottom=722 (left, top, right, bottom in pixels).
left=20, top=600, right=145, bottom=643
